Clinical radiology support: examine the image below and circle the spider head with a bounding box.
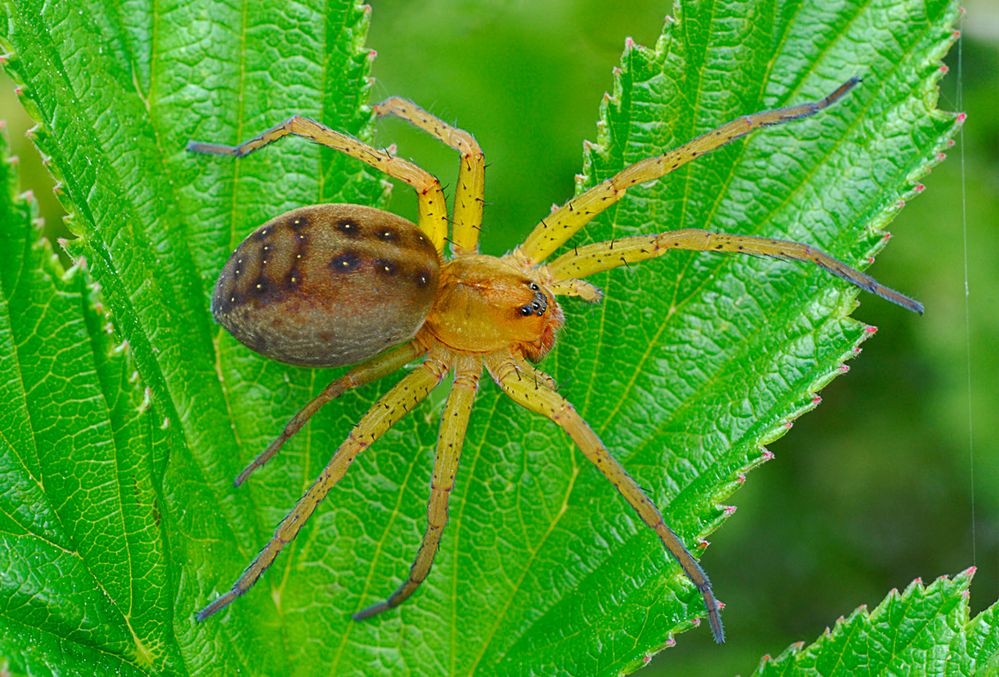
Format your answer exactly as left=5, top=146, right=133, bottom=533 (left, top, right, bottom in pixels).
left=513, top=280, right=564, bottom=362
left=425, top=255, right=563, bottom=360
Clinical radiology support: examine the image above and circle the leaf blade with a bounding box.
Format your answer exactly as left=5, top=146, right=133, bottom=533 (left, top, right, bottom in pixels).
left=0, top=128, right=182, bottom=673
left=754, top=570, right=998, bottom=675
left=0, top=0, right=965, bottom=673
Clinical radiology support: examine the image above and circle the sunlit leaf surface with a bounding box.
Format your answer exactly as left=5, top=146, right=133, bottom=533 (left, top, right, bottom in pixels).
left=0, top=0, right=961, bottom=673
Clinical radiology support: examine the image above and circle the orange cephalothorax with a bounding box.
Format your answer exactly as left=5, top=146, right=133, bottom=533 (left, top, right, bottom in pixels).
left=422, top=254, right=563, bottom=361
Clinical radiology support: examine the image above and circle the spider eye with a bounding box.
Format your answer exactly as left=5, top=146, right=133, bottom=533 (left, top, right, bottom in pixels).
left=522, top=283, right=548, bottom=317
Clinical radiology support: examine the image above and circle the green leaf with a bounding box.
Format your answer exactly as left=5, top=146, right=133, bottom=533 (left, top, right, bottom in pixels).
left=0, top=0, right=964, bottom=674
left=754, top=569, right=999, bottom=675
left=0, top=131, right=178, bottom=672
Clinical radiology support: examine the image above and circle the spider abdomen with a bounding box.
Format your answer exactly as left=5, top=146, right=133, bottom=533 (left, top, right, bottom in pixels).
left=212, top=203, right=440, bottom=367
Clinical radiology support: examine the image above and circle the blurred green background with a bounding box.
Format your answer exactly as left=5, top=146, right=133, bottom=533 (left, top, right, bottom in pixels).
left=1, top=0, right=995, bottom=673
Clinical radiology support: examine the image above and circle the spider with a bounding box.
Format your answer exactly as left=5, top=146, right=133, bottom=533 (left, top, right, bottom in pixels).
left=188, top=76, right=920, bottom=644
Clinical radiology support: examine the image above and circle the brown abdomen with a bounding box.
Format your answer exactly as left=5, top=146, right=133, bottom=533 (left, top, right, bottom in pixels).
left=212, top=204, right=440, bottom=367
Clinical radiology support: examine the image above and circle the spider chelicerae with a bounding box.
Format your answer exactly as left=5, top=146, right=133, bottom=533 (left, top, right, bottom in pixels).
left=188, top=76, right=920, bottom=643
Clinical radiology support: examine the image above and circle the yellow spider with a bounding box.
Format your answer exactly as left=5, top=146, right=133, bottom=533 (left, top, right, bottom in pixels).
left=188, top=77, right=920, bottom=644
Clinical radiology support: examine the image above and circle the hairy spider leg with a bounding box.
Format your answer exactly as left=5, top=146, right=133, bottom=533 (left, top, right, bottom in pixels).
left=188, top=117, right=449, bottom=252
left=514, top=78, right=860, bottom=266
left=373, top=98, right=486, bottom=255
left=509, top=357, right=559, bottom=391
left=196, top=353, right=448, bottom=621
left=354, top=355, right=481, bottom=619
left=547, top=278, right=604, bottom=303
left=485, top=353, right=725, bottom=644
left=546, top=231, right=923, bottom=313
left=234, top=341, right=428, bottom=487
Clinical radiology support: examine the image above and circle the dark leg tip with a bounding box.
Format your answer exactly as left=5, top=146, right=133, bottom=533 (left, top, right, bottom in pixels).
left=187, top=141, right=214, bottom=155
left=188, top=141, right=240, bottom=156
left=196, top=590, right=238, bottom=622
left=234, top=461, right=260, bottom=487
left=708, top=613, right=726, bottom=644
left=352, top=601, right=390, bottom=621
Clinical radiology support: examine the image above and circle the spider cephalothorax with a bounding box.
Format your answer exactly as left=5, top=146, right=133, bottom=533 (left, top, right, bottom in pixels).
left=189, top=80, right=920, bottom=643
left=425, top=255, right=564, bottom=361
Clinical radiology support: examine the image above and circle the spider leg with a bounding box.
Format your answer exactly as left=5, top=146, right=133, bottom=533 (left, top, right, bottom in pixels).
left=196, top=352, right=449, bottom=621
left=373, top=98, right=485, bottom=255
left=545, top=230, right=922, bottom=313
left=188, top=117, right=449, bottom=252
left=548, top=278, right=604, bottom=304
left=508, top=356, right=559, bottom=391
left=354, top=355, right=481, bottom=620
left=485, top=353, right=725, bottom=644
left=234, top=341, right=428, bottom=487
left=514, top=78, right=860, bottom=266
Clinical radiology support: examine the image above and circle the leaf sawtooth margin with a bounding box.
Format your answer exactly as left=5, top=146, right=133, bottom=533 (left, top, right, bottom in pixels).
left=754, top=569, right=998, bottom=675
left=0, top=0, right=971, bottom=673
left=0, top=122, right=183, bottom=674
